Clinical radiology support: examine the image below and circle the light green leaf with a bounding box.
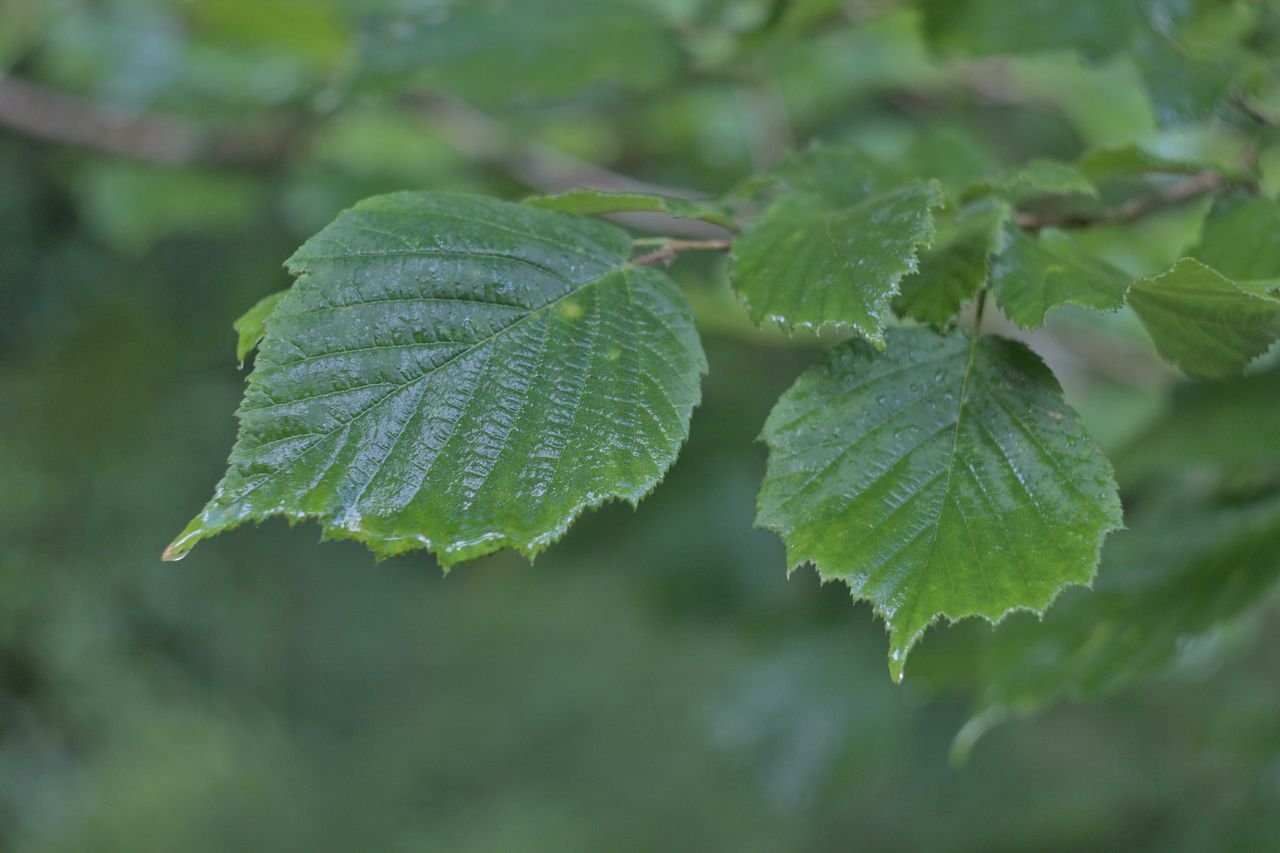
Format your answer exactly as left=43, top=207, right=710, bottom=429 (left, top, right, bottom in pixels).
left=757, top=327, right=1122, bottom=681
left=166, top=192, right=706, bottom=567
left=991, top=227, right=1131, bottom=329
left=1077, top=143, right=1215, bottom=180
left=893, top=198, right=1010, bottom=327
left=1190, top=193, right=1280, bottom=281
left=963, top=159, right=1097, bottom=202
left=357, top=0, right=677, bottom=105
left=523, top=189, right=735, bottom=228
left=729, top=181, right=943, bottom=343
left=1128, top=258, right=1280, bottom=378
left=233, top=290, right=288, bottom=366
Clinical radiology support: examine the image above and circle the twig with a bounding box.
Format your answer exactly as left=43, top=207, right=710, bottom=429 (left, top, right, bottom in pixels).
left=632, top=238, right=733, bottom=266
left=1015, top=171, right=1231, bottom=230
left=0, top=73, right=300, bottom=167
left=404, top=92, right=729, bottom=239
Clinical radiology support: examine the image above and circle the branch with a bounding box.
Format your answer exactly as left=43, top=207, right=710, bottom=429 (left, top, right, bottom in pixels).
left=1014, top=171, right=1232, bottom=230
left=632, top=238, right=733, bottom=266
left=0, top=73, right=299, bottom=167
left=404, top=92, right=729, bottom=239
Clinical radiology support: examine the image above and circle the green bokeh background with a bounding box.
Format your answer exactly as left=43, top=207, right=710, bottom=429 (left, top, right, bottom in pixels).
left=3, top=1, right=1280, bottom=849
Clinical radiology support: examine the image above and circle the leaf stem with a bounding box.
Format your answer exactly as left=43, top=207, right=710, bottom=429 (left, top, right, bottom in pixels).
left=973, top=287, right=988, bottom=336
left=632, top=238, right=733, bottom=266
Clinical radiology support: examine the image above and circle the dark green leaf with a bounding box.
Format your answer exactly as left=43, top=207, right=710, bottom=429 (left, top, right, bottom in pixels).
left=166, top=192, right=706, bottom=567
left=757, top=327, right=1122, bottom=681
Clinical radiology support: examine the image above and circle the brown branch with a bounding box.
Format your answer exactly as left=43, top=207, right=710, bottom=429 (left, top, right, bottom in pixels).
left=632, top=238, right=733, bottom=266
left=403, top=92, right=730, bottom=239
left=1015, top=171, right=1231, bottom=230
left=0, top=73, right=300, bottom=167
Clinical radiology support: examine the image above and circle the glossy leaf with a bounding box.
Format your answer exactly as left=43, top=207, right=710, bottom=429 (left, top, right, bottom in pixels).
left=1128, top=259, right=1280, bottom=379
left=893, top=198, right=1010, bottom=326
left=757, top=327, right=1122, bottom=681
left=166, top=192, right=706, bottom=567
left=991, top=227, right=1131, bottom=329
left=730, top=181, right=943, bottom=343
left=523, top=189, right=735, bottom=228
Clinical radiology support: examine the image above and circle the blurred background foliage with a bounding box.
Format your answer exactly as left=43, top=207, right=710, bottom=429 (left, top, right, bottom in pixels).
left=2, top=0, right=1280, bottom=849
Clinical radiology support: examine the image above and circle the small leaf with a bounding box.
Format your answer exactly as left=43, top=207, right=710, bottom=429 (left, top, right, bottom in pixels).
left=1128, top=258, right=1280, bottom=379
left=233, top=290, right=288, bottom=366
left=523, top=189, right=735, bottom=228
left=1077, top=143, right=1217, bottom=180
left=991, top=226, right=1131, bottom=329
left=962, top=159, right=1097, bottom=202
left=757, top=327, right=1122, bottom=681
left=894, top=198, right=1010, bottom=327
left=167, top=192, right=706, bottom=567
left=730, top=181, right=943, bottom=343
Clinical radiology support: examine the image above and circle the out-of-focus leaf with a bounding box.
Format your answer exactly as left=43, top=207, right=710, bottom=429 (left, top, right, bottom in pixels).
left=991, top=227, right=1131, bottom=329
left=166, top=192, right=706, bottom=566
left=963, top=159, right=1097, bottom=202
left=893, top=198, right=1010, bottom=326
left=357, top=0, right=679, bottom=105
left=524, top=189, right=735, bottom=228
left=757, top=327, right=1122, bottom=681
left=1128, top=258, right=1280, bottom=379
left=1190, top=193, right=1280, bottom=281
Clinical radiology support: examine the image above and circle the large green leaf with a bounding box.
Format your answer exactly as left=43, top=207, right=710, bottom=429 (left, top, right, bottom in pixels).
left=729, top=181, right=942, bottom=343
left=1128, top=258, right=1280, bottom=378
left=166, top=192, right=706, bottom=567
left=757, top=327, right=1122, bottom=681
left=991, top=226, right=1131, bottom=329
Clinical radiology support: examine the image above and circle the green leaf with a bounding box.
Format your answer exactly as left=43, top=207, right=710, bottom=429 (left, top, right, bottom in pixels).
left=954, top=368, right=1280, bottom=749
left=1077, top=142, right=1216, bottom=180
left=1190, top=193, right=1280, bottom=281
left=893, top=198, right=1010, bottom=327
left=166, top=192, right=706, bottom=567
left=1128, top=258, right=1280, bottom=378
left=991, top=227, right=1131, bottom=329
left=523, top=190, right=735, bottom=228
left=757, top=327, right=1122, bottom=681
left=233, top=290, right=288, bottom=366
left=357, top=0, right=678, bottom=105
left=729, top=181, right=943, bottom=343
left=962, top=159, right=1097, bottom=202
